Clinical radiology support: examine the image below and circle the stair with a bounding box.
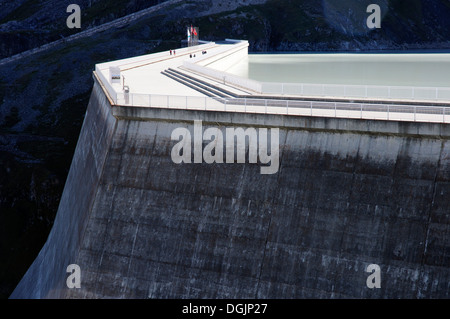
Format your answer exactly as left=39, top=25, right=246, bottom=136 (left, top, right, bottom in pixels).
left=161, top=68, right=238, bottom=98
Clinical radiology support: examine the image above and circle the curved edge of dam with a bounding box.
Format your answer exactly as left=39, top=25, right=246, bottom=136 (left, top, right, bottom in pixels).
left=9, top=79, right=118, bottom=299
left=10, top=74, right=450, bottom=299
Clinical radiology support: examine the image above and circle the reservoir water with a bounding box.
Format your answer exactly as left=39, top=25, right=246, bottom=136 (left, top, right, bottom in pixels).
left=223, top=53, right=450, bottom=88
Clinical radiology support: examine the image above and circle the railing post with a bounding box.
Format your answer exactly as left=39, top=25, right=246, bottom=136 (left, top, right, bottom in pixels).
left=334, top=102, right=337, bottom=117
left=387, top=104, right=389, bottom=120
left=414, top=106, right=416, bottom=122
left=360, top=103, right=363, bottom=119
left=286, top=100, right=289, bottom=115
left=444, top=107, right=446, bottom=123
left=310, top=101, right=313, bottom=116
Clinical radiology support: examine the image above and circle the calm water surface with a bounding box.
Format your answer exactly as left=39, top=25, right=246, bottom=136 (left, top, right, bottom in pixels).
left=224, top=54, right=450, bottom=87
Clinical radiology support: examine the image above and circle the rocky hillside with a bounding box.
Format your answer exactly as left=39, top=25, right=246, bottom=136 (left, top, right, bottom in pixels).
left=192, top=0, right=450, bottom=51
left=0, top=0, right=449, bottom=298
left=0, top=0, right=169, bottom=58
left=1, top=0, right=449, bottom=59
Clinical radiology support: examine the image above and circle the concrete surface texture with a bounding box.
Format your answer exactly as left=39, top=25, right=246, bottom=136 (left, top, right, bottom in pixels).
left=11, top=75, right=449, bottom=298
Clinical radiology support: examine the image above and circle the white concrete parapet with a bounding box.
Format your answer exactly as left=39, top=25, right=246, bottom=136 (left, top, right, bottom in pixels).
left=113, top=91, right=450, bottom=124
left=261, top=82, right=450, bottom=102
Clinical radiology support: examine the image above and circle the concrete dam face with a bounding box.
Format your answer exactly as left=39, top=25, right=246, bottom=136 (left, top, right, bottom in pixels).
left=11, top=77, right=449, bottom=299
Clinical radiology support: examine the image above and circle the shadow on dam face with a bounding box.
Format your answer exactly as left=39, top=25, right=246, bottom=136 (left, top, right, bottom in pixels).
left=10, top=79, right=450, bottom=299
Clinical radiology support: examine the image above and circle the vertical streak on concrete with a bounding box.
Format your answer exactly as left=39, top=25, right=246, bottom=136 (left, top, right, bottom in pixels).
left=416, top=139, right=445, bottom=298
left=255, top=127, right=288, bottom=297
left=122, top=223, right=139, bottom=297
left=91, top=184, right=117, bottom=297
left=333, top=131, right=362, bottom=295
left=424, top=140, right=444, bottom=257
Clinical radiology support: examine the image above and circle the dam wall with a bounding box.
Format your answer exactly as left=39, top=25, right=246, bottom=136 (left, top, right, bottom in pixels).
left=10, top=80, right=117, bottom=298
left=11, top=76, right=449, bottom=298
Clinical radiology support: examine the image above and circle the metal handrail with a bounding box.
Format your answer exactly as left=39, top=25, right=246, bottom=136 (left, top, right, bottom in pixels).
left=260, top=82, right=450, bottom=101
left=115, top=92, right=449, bottom=124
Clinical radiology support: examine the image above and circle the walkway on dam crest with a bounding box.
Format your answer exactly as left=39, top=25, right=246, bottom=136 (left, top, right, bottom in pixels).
left=94, top=40, right=450, bottom=124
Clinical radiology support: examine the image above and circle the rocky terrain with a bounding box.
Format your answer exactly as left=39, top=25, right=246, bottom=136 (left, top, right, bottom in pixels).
left=0, top=0, right=449, bottom=298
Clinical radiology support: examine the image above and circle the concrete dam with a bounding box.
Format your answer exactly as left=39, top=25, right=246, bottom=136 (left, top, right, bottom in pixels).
left=10, top=41, right=449, bottom=299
